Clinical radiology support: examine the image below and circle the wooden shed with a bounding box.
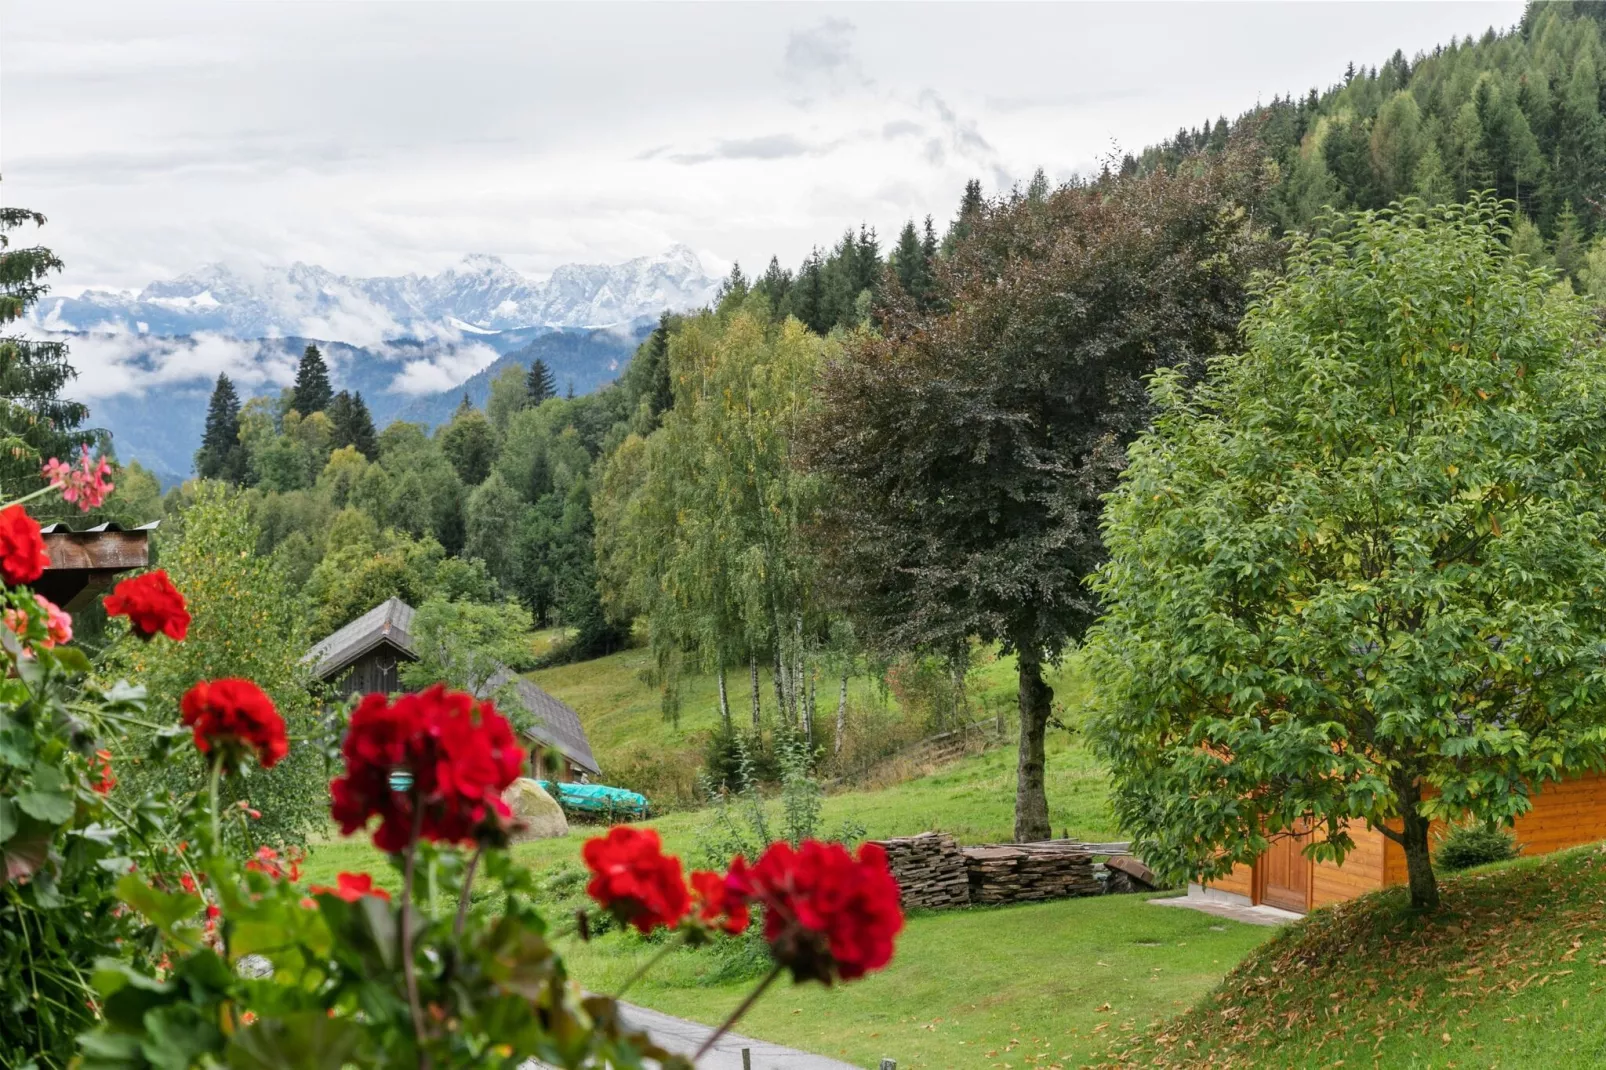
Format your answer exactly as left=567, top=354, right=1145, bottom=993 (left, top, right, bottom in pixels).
left=304, top=598, right=601, bottom=781
left=1205, top=769, right=1606, bottom=913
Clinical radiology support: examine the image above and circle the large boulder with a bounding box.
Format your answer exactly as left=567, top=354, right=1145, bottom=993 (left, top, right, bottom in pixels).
left=503, top=778, right=568, bottom=841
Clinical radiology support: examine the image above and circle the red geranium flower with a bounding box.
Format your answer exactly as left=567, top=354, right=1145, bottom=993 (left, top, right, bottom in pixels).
left=329, top=685, right=526, bottom=852
left=180, top=678, right=288, bottom=770
left=582, top=826, right=690, bottom=934
left=91, top=749, right=116, bottom=795
left=103, top=570, right=190, bottom=641
left=0, top=505, right=49, bottom=587
left=690, top=869, right=750, bottom=935
left=244, top=845, right=303, bottom=882
left=309, top=871, right=391, bottom=903
left=725, top=840, right=904, bottom=984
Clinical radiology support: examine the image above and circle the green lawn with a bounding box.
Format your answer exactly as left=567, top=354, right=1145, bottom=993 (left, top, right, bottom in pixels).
left=1107, top=843, right=1606, bottom=1068
left=564, top=894, right=1271, bottom=1070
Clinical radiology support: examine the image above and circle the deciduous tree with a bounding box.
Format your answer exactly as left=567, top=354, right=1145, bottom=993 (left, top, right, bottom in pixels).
left=1085, top=198, right=1606, bottom=911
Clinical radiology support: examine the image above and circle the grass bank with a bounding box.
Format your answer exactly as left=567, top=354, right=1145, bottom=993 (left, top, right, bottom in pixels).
left=1107, top=843, right=1606, bottom=1067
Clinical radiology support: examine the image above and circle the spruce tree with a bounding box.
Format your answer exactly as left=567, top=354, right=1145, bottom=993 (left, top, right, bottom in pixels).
left=196, top=373, right=246, bottom=482
left=946, top=179, right=985, bottom=251
left=291, top=344, right=333, bottom=415
left=0, top=204, right=94, bottom=496
left=892, top=221, right=923, bottom=297
left=328, top=389, right=378, bottom=460
left=526, top=358, right=557, bottom=404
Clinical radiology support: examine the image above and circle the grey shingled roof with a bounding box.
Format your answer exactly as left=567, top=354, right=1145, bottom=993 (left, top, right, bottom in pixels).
left=303, top=597, right=417, bottom=678
left=305, top=598, right=600, bottom=777
left=482, top=667, right=601, bottom=776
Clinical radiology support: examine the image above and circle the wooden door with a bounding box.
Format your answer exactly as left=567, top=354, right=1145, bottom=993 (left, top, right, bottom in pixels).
left=1258, top=826, right=1312, bottom=913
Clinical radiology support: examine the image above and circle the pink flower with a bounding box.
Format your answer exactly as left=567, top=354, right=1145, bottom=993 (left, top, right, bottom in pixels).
left=4, top=594, right=73, bottom=651
left=42, top=447, right=114, bottom=512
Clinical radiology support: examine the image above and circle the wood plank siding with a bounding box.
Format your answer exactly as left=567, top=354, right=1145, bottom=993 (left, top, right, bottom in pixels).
left=1208, top=769, right=1606, bottom=913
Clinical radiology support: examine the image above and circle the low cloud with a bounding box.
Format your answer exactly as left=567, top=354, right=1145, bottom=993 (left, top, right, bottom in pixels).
left=669, top=133, right=822, bottom=165
left=388, top=342, right=500, bottom=395
left=57, top=328, right=296, bottom=401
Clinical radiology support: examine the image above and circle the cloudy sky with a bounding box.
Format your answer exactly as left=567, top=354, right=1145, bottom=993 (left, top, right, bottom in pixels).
left=4, top=1, right=1526, bottom=295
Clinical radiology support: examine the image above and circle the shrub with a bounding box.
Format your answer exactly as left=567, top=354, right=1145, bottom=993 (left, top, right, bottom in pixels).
left=1436, top=824, right=1521, bottom=872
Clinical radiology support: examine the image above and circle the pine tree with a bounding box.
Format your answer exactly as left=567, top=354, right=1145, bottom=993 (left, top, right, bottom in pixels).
left=718, top=262, right=749, bottom=305
left=291, top=344, right=333, bottom=415
left=1554, top=204, right=1587, bottom=284
left=526, top=358, right=557, bottom=404
left=754, top=256, right=793, bottom=311
left=946, top=179, right=986, bottom=251
left=328, top=389, right=378, bottom=460
left=0, top=204, right=94, bottom=497
left=196, top=373, right=246, bottom=482
left=892, top=220, right=924, bottom=296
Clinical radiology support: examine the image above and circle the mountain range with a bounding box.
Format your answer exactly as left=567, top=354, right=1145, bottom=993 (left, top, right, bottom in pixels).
left=42, top=246, right=717, bottom=484
left=39, top=245, right=719, bottom=342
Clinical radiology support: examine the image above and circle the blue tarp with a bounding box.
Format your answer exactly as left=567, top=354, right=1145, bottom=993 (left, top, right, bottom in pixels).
left=537, top=780, right=649, bottom=819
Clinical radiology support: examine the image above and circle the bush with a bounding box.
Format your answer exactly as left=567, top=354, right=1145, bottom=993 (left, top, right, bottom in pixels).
left=1436, top=824, right=1521, bottom=871
left=103, top=484, right=325, bottom=848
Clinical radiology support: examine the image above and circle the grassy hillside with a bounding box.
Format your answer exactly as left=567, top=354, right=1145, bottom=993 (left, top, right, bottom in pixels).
left=1106, top=843, right=1606, bottom=1067
left=528, top=639, right=1090, bottom=807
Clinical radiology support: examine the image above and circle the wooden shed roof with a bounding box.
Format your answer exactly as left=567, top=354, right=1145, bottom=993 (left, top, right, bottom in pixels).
left=304, top=597, right=417, bottom=679
left=37, top=520, right=158, bottom=611
left=304, top=598, right=600, bottom=776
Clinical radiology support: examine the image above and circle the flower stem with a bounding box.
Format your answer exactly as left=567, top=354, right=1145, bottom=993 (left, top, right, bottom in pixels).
left=5, top=482, right=64, bottom=510
left=692, top=962, right=783, bottom=1060
left=613, top=937, right=678, bottom=1000
left=452, top=846, right=483, bottom=943
left=208, top=752, right=224, bottom=852
left=400, top=801, right=430, bottom=1069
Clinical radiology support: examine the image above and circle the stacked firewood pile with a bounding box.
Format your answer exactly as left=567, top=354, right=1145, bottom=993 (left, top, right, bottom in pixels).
left=867, top=832, right=971, bottom=910
left=961, top=843, right=1101, bottom=904
left=870, top=834, right=1140, bottom=909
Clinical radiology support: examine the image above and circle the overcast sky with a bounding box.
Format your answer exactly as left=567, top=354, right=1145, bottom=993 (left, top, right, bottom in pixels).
left=3, top=1, right=1526, bottom=295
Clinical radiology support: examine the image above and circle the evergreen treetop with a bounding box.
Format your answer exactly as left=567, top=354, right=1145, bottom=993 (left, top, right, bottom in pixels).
left=291, top=344, right=333, bottom=415
left=526, top=358, right=557, bottom=404
left=196, top=373, right=247, bottom=482
left=0, top=203, right=94, bottom=498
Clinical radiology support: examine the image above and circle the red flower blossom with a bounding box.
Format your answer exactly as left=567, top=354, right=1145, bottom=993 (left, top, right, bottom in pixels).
left=329, top=685, right=526, bottom=852
left=42, top=446, right=114, bottom=512
left=244, top=845, right=303, bottom=882
left=0, top=505, right=48, bottom=587
left=103, top=570, right=190, bottom=641
left=581, top=826, right=690, bottom=934
left=91, top=748, right=116, bottom=795
left=725, top=840, right=904, bottom=984
left=180, top=678, right=288, bottom=770
left=309, top=871, right=391, bottom=903
left=690, top=869, right=750, bottom=935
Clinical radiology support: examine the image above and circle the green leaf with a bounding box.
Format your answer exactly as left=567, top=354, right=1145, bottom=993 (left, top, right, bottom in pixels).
left=224, top=1013, right=363, bottom=1070
left=116, top=872, right=203, bottom=930
left=47, top=645, right=92, bottom=675
left=0, top=796, right=14, bottom=842
left=0, top=724, right=31, bottom=767
left=77, top=1030, right=146, bottom=1068
left=141, top=1005, right=224, bottom=1070
left=15, top=786, right=74, bottom=824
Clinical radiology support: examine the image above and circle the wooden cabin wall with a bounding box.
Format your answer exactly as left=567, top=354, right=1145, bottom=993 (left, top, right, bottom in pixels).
left=331, top=652, right=404, bottom=699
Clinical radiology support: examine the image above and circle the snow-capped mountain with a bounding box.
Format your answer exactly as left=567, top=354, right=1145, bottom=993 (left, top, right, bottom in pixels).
left=36, top=245, right=719, bottom=344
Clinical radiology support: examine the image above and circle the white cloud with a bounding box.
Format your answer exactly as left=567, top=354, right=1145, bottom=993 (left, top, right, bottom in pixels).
left=388, top=343, right=501, bottom=396
left=61, top=328, right=294, bottom=400
left=2, top=0, right=1527, bottom=304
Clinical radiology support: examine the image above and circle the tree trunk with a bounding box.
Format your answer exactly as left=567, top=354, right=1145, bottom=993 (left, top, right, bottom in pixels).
left=1014, top=646, right=1053, bottom=843
left=772, top=648, right=789, bottom=727
left=750, top=657, right=762, bottom=731
left=716, top=664, right=731, bottom=731
left=834, top=673, right=848, bottom=755
left=1394, top=773, right=1441, bottom=911
left=804, top=666, right=816, bottom=745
